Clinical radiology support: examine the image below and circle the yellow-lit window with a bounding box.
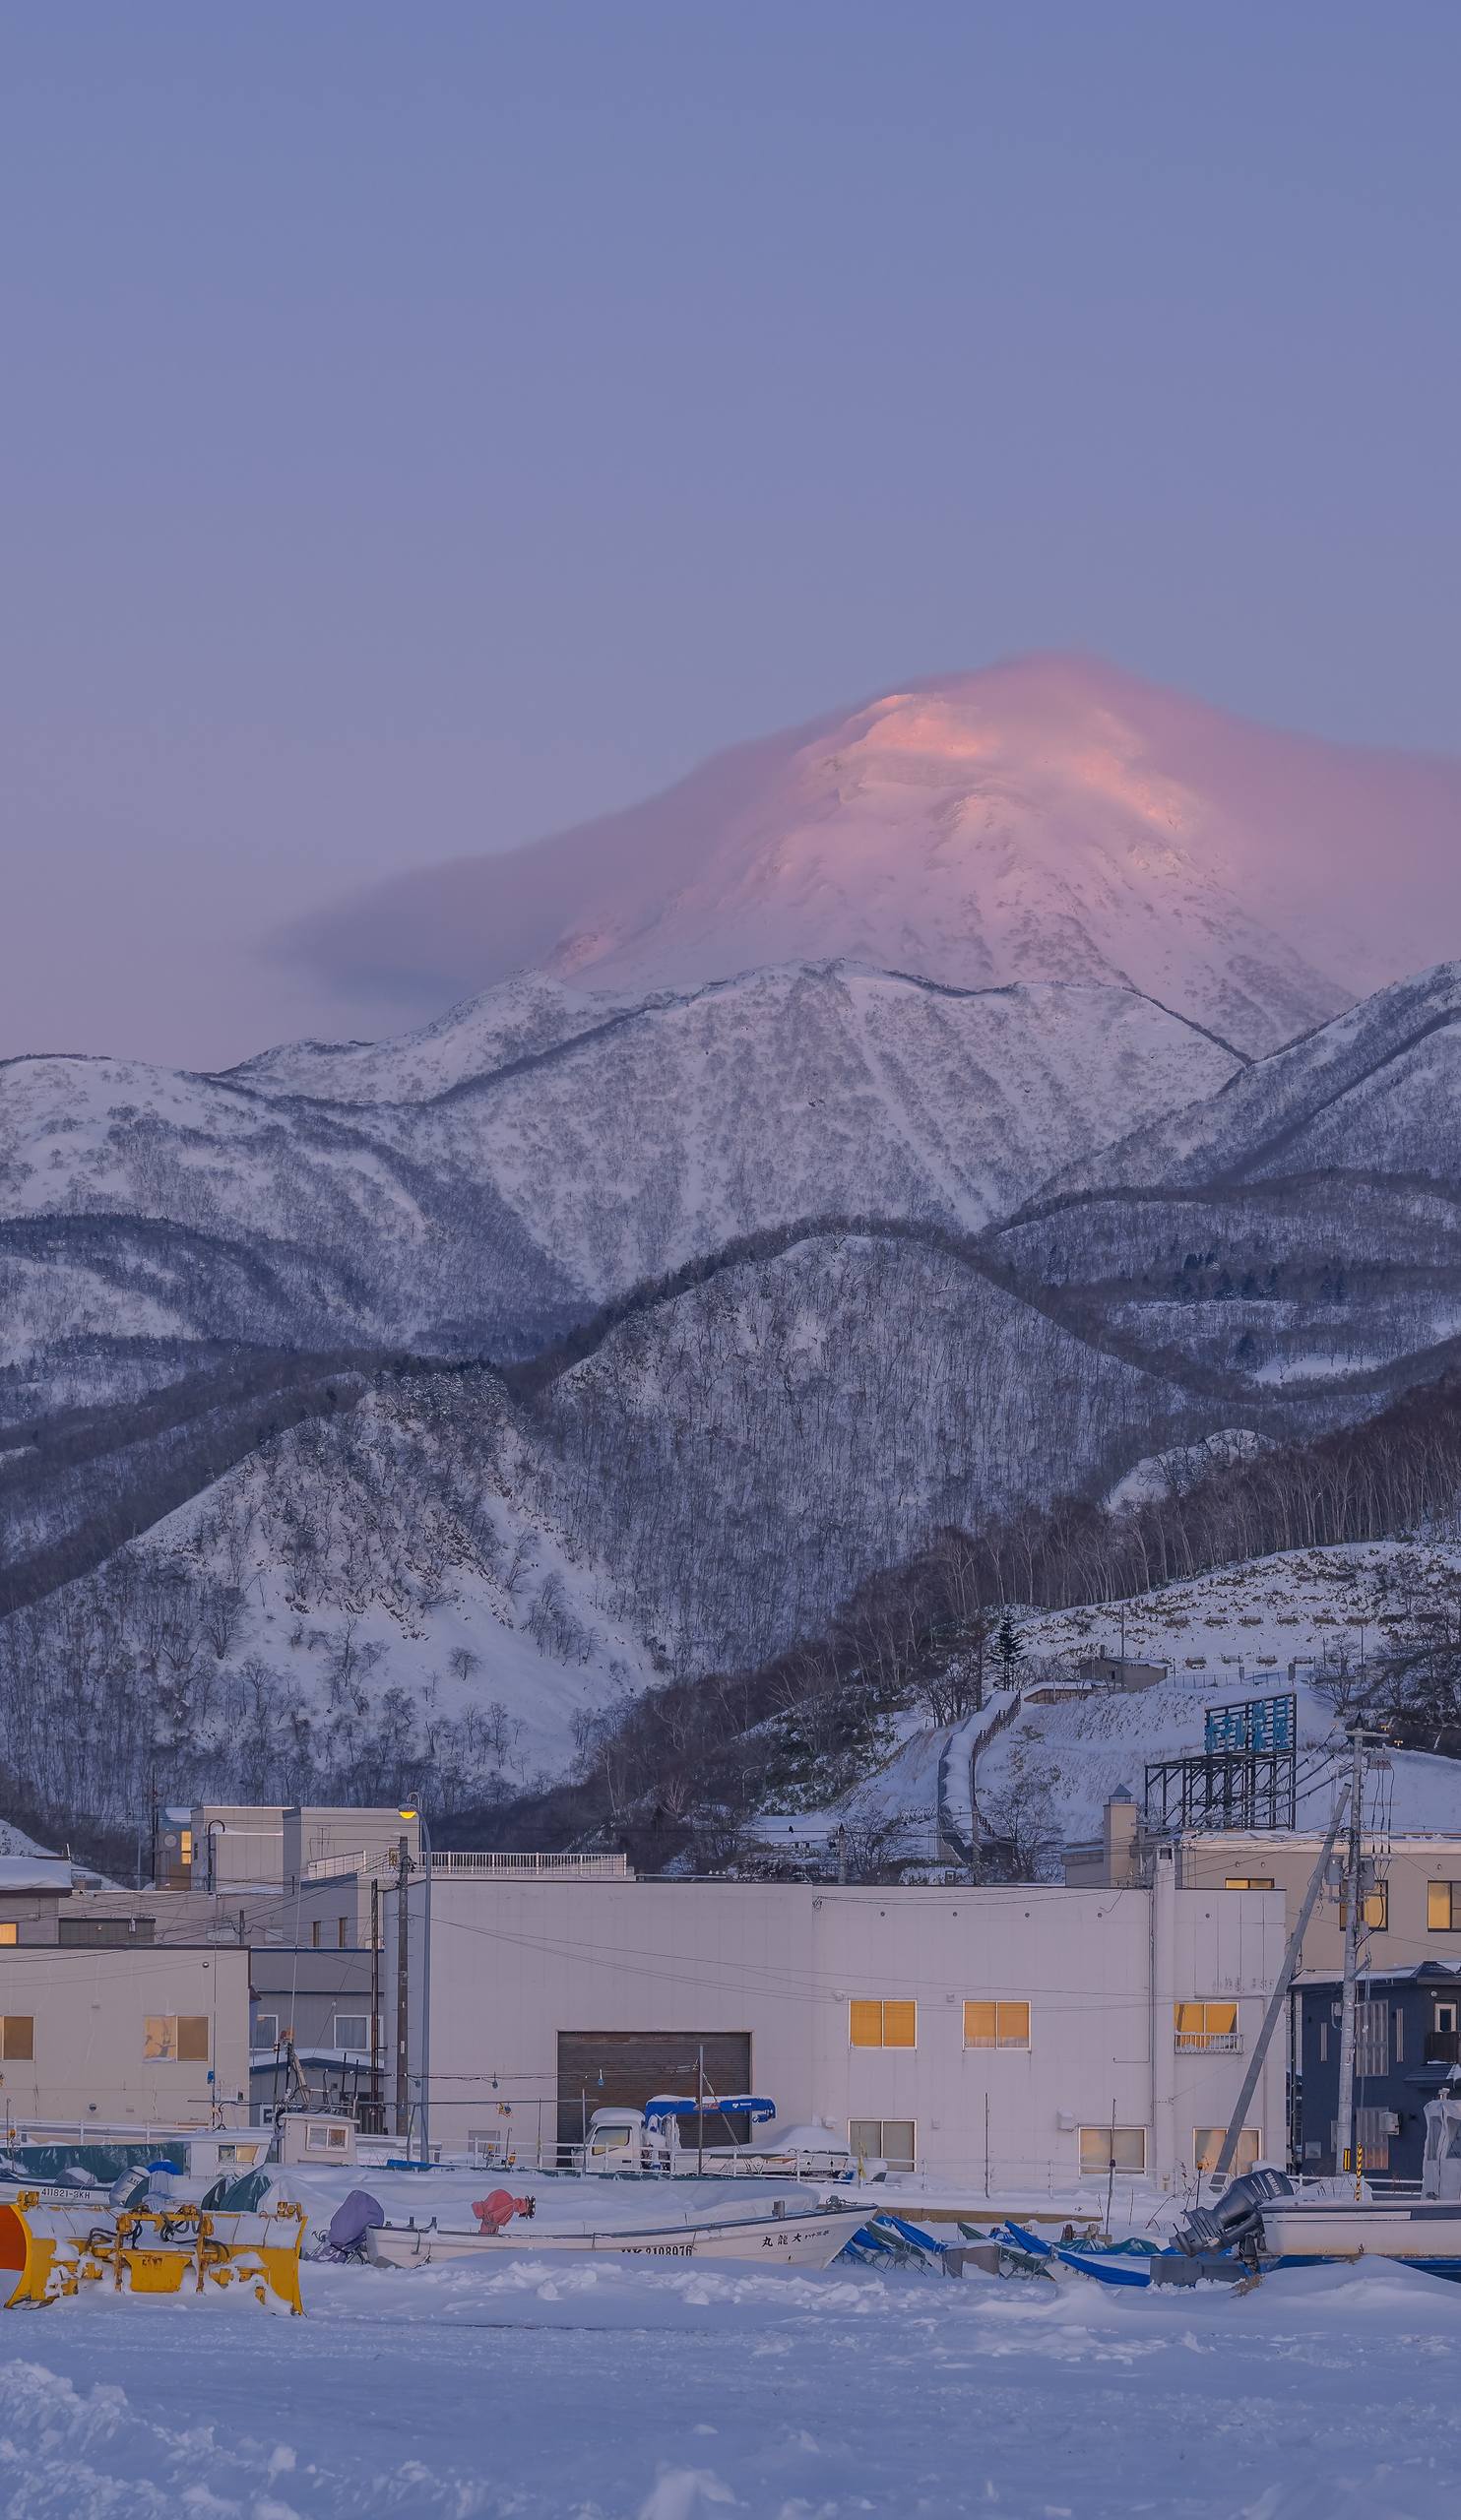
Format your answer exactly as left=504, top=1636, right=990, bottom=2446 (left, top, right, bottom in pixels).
left=0, top=2015, right=33, bottom=2060
left=144, top=2015, right=209, bottom=2062
left=0, top=1922, right=17, bottom=1945
left=849, top=1998, right=917, bottom=2048
left=1429, top=1881, right=1460, bottom=1931
left=179, top=1830, right=193, bottom=1865
left=1175, top=2001, right=1239, bottom=2049
left=963, top=2000, right=1031, bottom=2049
left=1078, top=2126, right=1146, bottom=2174
left=1193, top=2127, right=1260, bottom=2173
left=1225, top=1877, right=1274, bottom=1891
left=1339, top=1885, right=1389, bottom=1931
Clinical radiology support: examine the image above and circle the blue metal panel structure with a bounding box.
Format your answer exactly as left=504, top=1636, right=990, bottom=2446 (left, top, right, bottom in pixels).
left=1205, top=1694, right=1297, bottom=1756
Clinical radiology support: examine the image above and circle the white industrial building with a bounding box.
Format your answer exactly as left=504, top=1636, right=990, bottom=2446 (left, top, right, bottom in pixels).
left=386, top=1850, right=1287, bottom=2188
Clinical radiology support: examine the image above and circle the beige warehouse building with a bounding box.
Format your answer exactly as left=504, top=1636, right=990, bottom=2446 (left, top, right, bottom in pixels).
left=0, top=1944, right=250, bottom=2132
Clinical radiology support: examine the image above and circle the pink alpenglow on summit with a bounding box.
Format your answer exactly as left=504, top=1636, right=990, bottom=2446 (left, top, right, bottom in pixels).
left=286, top=654, right=1461, bottom=1056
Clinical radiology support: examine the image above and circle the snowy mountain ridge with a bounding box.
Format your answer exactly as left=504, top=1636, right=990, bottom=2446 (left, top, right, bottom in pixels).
left=0, top=960, right=1239, bottom=1378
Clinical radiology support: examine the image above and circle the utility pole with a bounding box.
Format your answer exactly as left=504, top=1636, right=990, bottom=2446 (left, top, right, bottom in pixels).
left=1335, top=1726, right=1368, bottom=2180
left=369, top=1878, right=381, bottom=2134
left=1213, top=1786, right=1351, bottom=2181
left=394, top=1834, right=411, bottom=2141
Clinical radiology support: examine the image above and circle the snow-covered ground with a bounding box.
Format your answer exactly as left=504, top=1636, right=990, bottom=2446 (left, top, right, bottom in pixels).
left=8, top=2230, right=1461, bottom=2515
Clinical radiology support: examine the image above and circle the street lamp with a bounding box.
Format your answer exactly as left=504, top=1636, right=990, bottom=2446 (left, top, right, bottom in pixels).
left=399, top=1808, right=431, bottom=2163
left=206, top=1819, right=226, bottom=1895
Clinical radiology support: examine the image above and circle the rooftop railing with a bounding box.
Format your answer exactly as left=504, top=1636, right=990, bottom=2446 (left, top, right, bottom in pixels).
left=301, top=1848, right=632, bottom=1881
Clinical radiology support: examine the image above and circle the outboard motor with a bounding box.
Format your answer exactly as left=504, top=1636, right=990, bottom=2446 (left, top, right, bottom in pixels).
left=1175, top=2167, right=1293, bottom=2259
left=321, top=2187, right=387, bottom=2261
left=472, top=2189, right=537, bottom=2235
left=107, top=2166, right=152, bottom=2211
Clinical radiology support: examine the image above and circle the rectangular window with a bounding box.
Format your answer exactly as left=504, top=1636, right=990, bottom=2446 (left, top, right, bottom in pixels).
left=179, top=1830, right=193, bottom=1865
left=1345, top=2107, right=1392, bottom=2172
left=144, top=2015, right=209, bottom=2062
left=1193, top=2127, right=1261, bottom=2173
left=311, top=1920, right=322, bottom=1950
left=304, top=2121, right=350, bottom=2153
left=1340, top=1885, right=1389, bottom=1931
left=253, top=2013, right=280, bottom=2049
left=849, top=2118, right=917, bottom=2171
left=1224, top=1877, right=1274, bottom=1891
left=337, top=1918, right=349, bottom=1950
left=1078, top=2126, right=1147, bottom=2174
left=1319, top=2019, right=1328, bottom=2063
left=0, top=2016, right=33, bottom=2060
left=333, top=2014, right=371, bottom=2052
left=849, top=1999, right=917, bottom=2049
left=1356, top=1998, right=1389, bottom=2080
left=0, top=1922, right=17, bottom=1945
left=1175, top=2000, right=1240, bottom=2051
left=963, top=2000, right=1031, bottom=2049
left=1429, top=1881, right=1461, bottom=1930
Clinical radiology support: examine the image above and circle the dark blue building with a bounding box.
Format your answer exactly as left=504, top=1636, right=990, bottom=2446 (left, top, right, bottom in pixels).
left=1300, top=1964, right=1461, bottom=2180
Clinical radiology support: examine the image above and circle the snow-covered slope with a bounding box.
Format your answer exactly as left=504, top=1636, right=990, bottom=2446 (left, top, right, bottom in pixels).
left=286, top=655, right=1461, bottom=1057
left=0, top=963, right=1238, bottom=1358
left=976, top=1542, right=1461, bottom=1845
left=0, top=1373, right=661, bottom=1829
left=1043, top=962, right=1461, bottom=1202
left=991, top=962, right=1461, bottom=1405
left=813, top=1543, right=1461, bottom=1860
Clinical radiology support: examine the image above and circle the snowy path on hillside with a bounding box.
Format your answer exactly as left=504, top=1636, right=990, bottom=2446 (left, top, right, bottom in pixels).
left=6, top=2253, right=1461, bottom=2516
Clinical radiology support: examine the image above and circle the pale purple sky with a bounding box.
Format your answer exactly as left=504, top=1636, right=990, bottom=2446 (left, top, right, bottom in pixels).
left=3, top=2, right=1458, bottom=1065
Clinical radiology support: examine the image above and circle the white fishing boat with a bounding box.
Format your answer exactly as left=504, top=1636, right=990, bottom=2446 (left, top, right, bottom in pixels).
left=1172, top=2095, right=1461, bottom=2280
left=367, top=2200, right=863, bottom=2269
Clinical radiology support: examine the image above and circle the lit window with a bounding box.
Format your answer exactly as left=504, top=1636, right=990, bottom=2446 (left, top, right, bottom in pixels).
left=0, top=1922, right=17, bottom=1945
left=1175, top=2001, right=1239, bottom=2050
left=0, top=2015, right=33, bottom=2060
left=1429, top=1882, right=1461, bottom=1931
left=1340, top=1885, right=1389, bottom=1931
left=849, top=1999, right=916, bottom=2048
left=1193, top=2128, right=1261, bottom=2173
left=1225, top=1877, right=1274, bottom=1891
left=144, top=2015, right=209, bottom=2062
left=963, top=2000, right=1031, bottom=2049
left=179, top=1831, right=193, bottom=1865
left=849, top=2118, right=916, bottom=2170
left=1078, top=2126, right=1146, bottom=2174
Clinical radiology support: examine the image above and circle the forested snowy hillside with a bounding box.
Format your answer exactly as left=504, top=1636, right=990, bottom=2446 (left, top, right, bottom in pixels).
left=0, top=962, right=1235, bottom=1384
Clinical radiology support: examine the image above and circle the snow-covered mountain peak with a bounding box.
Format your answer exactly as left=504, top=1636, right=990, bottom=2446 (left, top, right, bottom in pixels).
left=286, top=653, right=1461, bottom=1057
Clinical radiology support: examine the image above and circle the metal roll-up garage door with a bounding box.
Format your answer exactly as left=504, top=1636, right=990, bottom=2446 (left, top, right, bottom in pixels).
left=557, top=2030, right=752, bottom=2146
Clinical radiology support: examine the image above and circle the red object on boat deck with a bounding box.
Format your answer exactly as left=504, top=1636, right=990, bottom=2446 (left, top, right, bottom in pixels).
left=472, top=2189, right=536, bottom=2234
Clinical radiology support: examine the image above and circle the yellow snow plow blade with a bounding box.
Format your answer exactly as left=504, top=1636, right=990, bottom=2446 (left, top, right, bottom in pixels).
left=0, top=2193, right=307, bottom=2312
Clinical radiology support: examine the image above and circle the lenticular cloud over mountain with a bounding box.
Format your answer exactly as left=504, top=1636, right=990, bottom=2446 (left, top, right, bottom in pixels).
left=284, top=653, right=1461, bottom=1055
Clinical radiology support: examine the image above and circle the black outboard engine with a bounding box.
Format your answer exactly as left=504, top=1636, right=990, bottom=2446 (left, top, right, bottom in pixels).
left=1175, top=2166, right=1293, bottom=2259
